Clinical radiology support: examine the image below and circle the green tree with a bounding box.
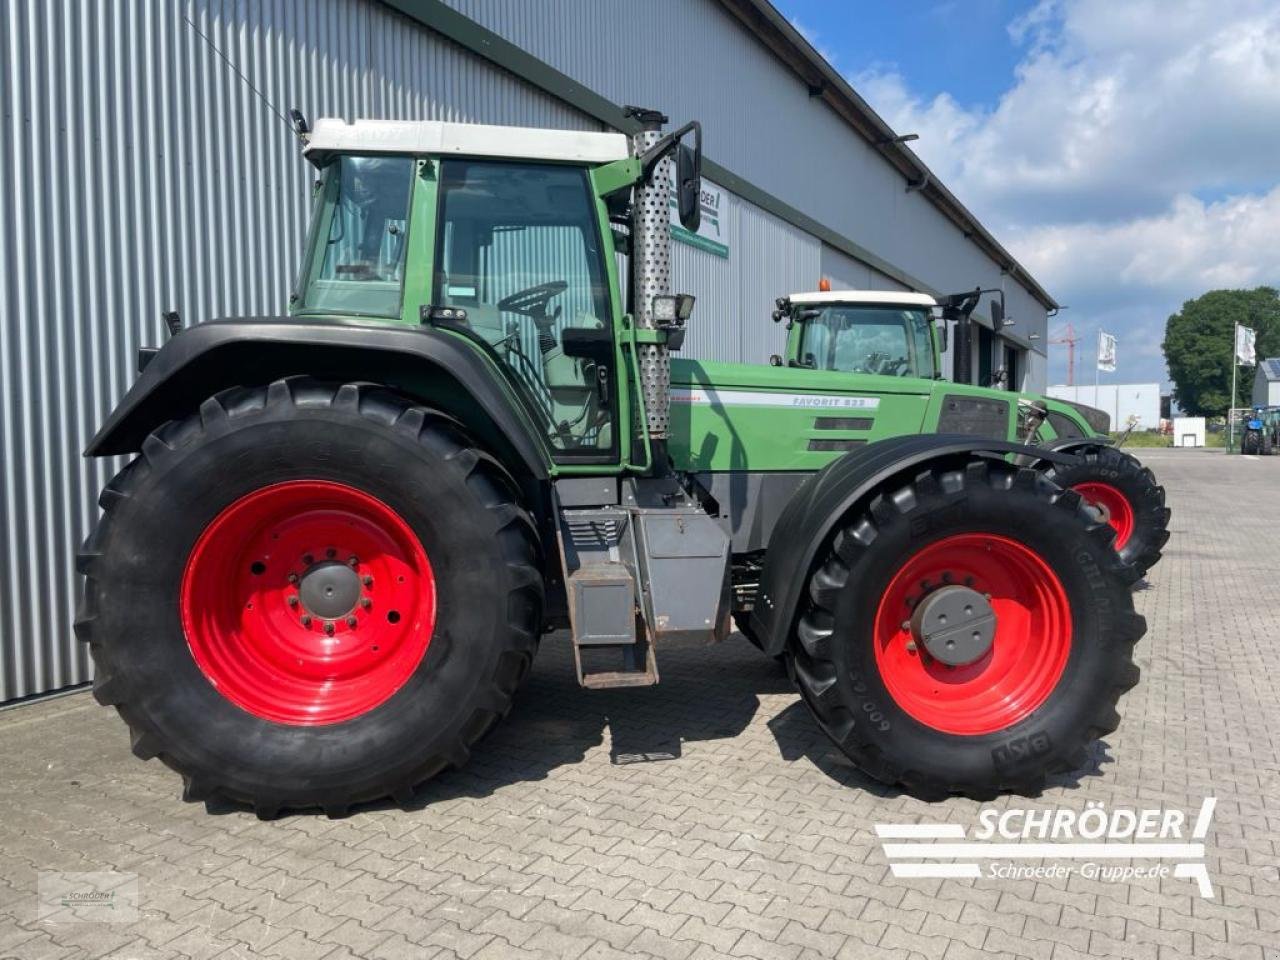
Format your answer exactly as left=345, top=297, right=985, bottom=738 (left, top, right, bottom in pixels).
left=1162, top=287, right=1280, bottom=415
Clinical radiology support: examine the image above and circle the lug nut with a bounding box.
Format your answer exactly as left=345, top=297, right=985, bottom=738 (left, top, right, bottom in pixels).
left=362, top=576, right=373, bottom=587
left=326, top=548, right=337, bottom=559
left=905, top=642, right=917, bottom=653
left=346, top=616, right=358, bottom=628
left=348, top=556, right=359, bottom=567
left=300, top=615, right=312, bottom=627
left=324, top=621, right=335, bottom=636
left=303, top=554, right=314, bottom=566
left=360, top=597, right=372, bottom=610
left=287, top=572, right=299, bottom=584
left=287, top=595, right=299, bottom=607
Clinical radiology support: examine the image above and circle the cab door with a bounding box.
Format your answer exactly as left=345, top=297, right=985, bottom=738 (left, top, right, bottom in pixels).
left=431, top=159, right=622, bottom=465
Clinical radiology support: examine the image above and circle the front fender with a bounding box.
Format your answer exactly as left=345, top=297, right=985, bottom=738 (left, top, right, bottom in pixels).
left=747, top=434, right=1078, bottom=656
left=86, top=318, right=551, bottom=480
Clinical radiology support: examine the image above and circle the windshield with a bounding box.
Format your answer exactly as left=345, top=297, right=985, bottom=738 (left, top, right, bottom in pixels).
left=797, top=305, right=936, bottom=378
left=296, top=155, right=415, bottom=317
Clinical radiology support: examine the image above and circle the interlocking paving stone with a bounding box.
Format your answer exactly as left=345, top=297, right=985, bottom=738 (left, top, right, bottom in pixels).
left=1, top=448, right=1278, bottom=958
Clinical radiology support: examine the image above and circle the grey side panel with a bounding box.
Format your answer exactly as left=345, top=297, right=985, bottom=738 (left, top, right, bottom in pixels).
left=631, top=510, right=731, bottom=644
left=937, top=394, right=1011, bottom=439
left=570, top=566, right=636, bottom=646
left=693, top=471, right=810, bottom=553
left=555, top=477, right=619, bottom=507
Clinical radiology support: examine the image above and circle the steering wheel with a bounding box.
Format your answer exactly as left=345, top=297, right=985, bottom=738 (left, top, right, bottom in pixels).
left=498, top=281, right=568, bottom=318
left=883, top=356, right=909, bottom=376
left=863, top=352, right=909, bottom=376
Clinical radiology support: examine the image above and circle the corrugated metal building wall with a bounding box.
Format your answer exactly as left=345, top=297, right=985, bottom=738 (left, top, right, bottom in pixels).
left=0, top=0, right=1051, bottom=702
left=438, top=0, right=1050, bottom=346
left=0, top=0, right=608, bottom=702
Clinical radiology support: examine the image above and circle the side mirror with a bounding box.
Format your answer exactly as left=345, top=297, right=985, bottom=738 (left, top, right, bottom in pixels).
left=936, top=317, right=948, bottom=353
left=676, top=143, right=702, bottom=232
left=991, top=298, right=1006, bottom=331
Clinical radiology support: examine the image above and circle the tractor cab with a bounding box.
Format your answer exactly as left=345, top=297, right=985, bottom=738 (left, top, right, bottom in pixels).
left=292, top=120, right=641, bottom=462
left=775, top=291, right=940, bottom=379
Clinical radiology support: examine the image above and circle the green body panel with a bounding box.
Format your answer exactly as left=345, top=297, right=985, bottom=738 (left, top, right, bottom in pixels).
left=667, top=358, right=1031, bottom=472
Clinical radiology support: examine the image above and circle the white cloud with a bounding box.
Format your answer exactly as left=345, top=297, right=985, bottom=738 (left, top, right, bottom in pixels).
left=1011, top=188, right=1280, bottom=304
left=852, top=0, right=1280, bottom=382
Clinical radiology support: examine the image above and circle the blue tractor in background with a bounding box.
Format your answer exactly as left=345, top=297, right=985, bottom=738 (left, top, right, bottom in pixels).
left=1240, top=407, right=1277, bottom=455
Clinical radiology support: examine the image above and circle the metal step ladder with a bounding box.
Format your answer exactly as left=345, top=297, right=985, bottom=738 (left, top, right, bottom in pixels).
left=564, top=562, right=659, bottom=689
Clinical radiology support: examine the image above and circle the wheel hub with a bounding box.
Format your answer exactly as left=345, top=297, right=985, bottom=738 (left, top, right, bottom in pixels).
left=873, top=534, right=1073, bottom=735
left=1072, top=482, right=1135, bottom=550
left=910, top=584, right=996, bottom=666
left=298, top=561, right=361, bottom=619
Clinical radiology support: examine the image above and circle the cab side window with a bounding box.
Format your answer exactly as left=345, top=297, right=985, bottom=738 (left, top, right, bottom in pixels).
left=435, top=160, right=614, bottom=458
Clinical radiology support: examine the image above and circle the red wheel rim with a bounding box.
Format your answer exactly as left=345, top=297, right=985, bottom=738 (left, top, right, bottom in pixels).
left=1072, top=482, right=1135, bottom=549
left=872, top=534, right=1072, bottom=736
left=181, top=480, right=436, bottom=725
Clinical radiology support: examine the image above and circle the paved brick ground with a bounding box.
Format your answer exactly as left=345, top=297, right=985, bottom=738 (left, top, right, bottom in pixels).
left=2, top=448, right=1279, bottom=960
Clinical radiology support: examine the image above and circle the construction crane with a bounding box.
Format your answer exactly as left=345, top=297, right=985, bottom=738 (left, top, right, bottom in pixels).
left=1050, top=321, right=1080, bottom=385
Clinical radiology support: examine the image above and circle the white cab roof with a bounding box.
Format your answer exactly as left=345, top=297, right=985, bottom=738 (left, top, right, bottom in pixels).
left=303, top=118, right=630, bottom=165
left=789, top=290, right=938, bottom=308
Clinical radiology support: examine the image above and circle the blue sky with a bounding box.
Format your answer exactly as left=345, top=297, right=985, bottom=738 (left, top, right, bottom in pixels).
left=778, top=1, right=1036, bottom=108
left=774, top=0, right=1280, bottom=387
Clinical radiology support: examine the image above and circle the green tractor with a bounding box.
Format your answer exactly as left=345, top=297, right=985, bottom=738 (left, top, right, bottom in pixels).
left=759, top=289, right=1170, bottom=578
left=78, top=110, right=1145, bottom=816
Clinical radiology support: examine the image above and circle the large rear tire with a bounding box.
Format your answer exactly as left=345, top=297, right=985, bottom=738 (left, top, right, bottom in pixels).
left=76, top=378, right=542, bottom=817
left=1042, top=444, right=1170, bottom=578
left=789, top=460, right=1144, bottom=800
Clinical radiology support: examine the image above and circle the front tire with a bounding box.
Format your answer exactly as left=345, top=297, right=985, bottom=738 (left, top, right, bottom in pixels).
left=76, top=379, right=542, bottom=817
left=1042, top=444, right=1170, bottom=578
left=789, top=460, right=1144, bottom=799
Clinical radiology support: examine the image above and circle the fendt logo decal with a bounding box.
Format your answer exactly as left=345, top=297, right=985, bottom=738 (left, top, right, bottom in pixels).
left=875, top=798, right=1217, bottom=897
left=670, top=387, right=880, bottom=410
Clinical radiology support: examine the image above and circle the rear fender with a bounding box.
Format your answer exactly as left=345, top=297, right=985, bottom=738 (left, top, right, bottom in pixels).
left=746, top=434, right=1078, bottom=656
left=85, top=318, right=551, bottom=482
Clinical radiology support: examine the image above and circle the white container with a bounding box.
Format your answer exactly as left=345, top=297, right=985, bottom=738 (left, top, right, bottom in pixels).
left=1172, top=417, right=1206, bottom=447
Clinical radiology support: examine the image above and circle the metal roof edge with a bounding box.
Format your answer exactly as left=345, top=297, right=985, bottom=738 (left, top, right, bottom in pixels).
left=376, top=0, right=1055, bottom=310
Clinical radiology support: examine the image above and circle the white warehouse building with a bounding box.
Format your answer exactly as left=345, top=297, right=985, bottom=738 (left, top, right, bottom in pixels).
left=1048, top=384, right=1161, bottom=432
left=0, top=0, right=1055, bottom=702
